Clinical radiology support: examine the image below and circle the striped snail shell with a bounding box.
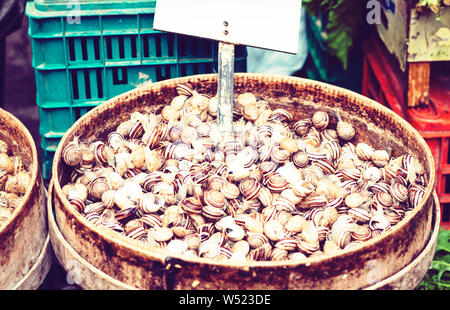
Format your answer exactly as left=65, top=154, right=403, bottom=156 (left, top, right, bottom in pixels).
left=341, top=168, right=361, bottom=181
left=375, top=191, right=393, bottom=208
left=250, top=243, right=272, bottom=261
left=142, top=172, right=162, bottom=192
left=355, top=143, right=374, bottom=161
left=115, top=205, right=137, bottom=222
left=336, top=121, right=355, bottom=141
left=312, top=111, right=329, bottom=130
left=239, top=177, right=262, bottom=201
left=350, top=224, right=372, bottom=242
left=207, top=175, right=227, bottom=192
left=247, top=232, right=269, bottom=249
left=88, top=177, right=110, bottom=200
left=369, top=181, right=390, bottom=194
left=316, top=226, right=329, bottom=242
left=409, top=184, right=425, bottom=208
left=180, top=196, right=203, bottom=214
left=203, top=190, right=226, bottom=209
left=127, top=119, right=145, bottom=139
left=202, top=204, right=227, bottom=222
left=144, top=127, right=160, bottom=149
left=270, top=147, right=290, bottom=164
left=257, top=143, right=273, bottom=162
left=292, top=119, right=312, bottom=136
left=274, top=237, right=298, bottom=251
left=305, top=195, right=328, bottom=209
left=272, top=196, right=296, bottom=212
left=258, top=161, right=277, bottom=177
left=390, top=182, right=408, bottom=202
left=68, top=196, right=85, bottom=214
left=257, top=124, right=273, bottom=138
left=321, top=128, right=338, bottom=142
left=289, top=151, right=308, bottom=169
left=269, top=248, right=288, bottom=261
left=270, top=108, right=293, bottom=124
left=220, top=182, right=240, bottom=199
left=62, top=139, right=82, bottom=167
left=296, top=239, right=320, bottom=255
left=348, top=207, right=371, bottom=223
left=101, top=189, right=116, bottom=209
left=139, top=192, right=165, bottom=213
left=125, top=219, right=146, bottom=240
left=140, top=213, right=163, bottom=228
left=312, top=158, right=335, bottom=175
left=265, top=173, right=288, bottom=193
left=176, top=83, right=194, bottom=97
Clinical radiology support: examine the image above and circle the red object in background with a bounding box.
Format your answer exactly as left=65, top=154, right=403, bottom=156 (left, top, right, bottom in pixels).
left=362, top=36, right=450, bottom=229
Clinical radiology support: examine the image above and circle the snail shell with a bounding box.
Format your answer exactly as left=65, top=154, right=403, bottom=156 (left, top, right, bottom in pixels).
left=375, top=191, right=393, bottom=208
left=180, top=197, right=203, bottom=214
left=291, top=151, right=309, bottom=168
left=242, top=104, right=260, bottom=121
left=203, top=190, right=226, bottom=209
left=292, top=119, right=312, bottom=136
left=348, top=207, right=371, bottom=223
left=336, top=121, right=355, bottom=141
left=372, top=149, right=390, bottom=167
left=265, top=173, right=288, bottom=193
left=345, top=192, right=365, bottom=208
left=88, top=177, right=110, bottom=200
left=355, top=143, right=374, bottom=161
left=202, top=204, right=227, bottom=222
left=62, top=139, right=82, bottom=167
left=139, top=192, right=164, bottom=213
left=350, top=224, right=372, bottom=241
left=312, top=111, right=329, bottom=130
left=237, top=92, right=257, bottom=107
left=390, top=182, right=408, bottom=202
left=160, top=105, right=180, bottom=123
left=220, top=182, right=240, bottom=199
left=270, top=248, right=288, bottom=261
left=272, top=196, right=296, bottom=212
left=176, top=83, right=194, bottom=97
left=271, top=147, right=290, bottom=164
left=239, top=178, right=262, bottom=201
left=101, top=189, right=116, bottom=209
left=279, top=137, right=299, bottom=153
left=264, top=219, right=288, bottom=242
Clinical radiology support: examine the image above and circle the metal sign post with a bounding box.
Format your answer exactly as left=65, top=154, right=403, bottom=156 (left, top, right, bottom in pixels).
left=154, top=0, right=302, bottom=134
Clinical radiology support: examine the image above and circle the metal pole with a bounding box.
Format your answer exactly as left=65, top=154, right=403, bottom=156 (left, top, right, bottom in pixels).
left=217, top=41, right=234, bottom=135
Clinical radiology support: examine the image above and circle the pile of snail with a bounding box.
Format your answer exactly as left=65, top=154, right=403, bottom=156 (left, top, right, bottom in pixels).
left=60, top=83, right=427, bottom=262
left=0, top=139, right=31, bottom=226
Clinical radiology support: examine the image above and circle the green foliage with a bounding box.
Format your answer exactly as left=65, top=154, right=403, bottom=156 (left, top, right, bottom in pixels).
left=302, top=0, right=367, bottom=69
left=416, top=228, right=450, bottom=290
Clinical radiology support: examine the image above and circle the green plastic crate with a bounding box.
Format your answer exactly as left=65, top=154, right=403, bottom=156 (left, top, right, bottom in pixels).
left=26, top=1, right=247, bottom=180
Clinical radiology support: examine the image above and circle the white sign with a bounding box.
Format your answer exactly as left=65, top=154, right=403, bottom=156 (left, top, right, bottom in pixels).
left=154, top=0, right=302, bottom=54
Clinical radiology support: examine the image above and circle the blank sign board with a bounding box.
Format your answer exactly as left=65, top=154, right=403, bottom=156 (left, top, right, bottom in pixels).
left=154, top=0, right=302, bottom=54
